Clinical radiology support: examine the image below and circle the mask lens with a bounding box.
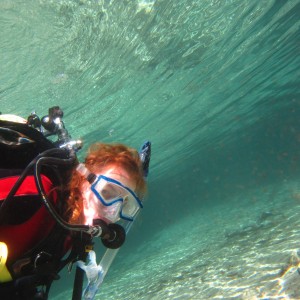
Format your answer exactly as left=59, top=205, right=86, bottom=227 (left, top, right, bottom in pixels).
left=101, top=183, right=123, bottom=202
left=121, top=195, right=140, bottom=219
left=91, top=175, right=143, bottom=221
left=92, top=178, right=124, bottom=204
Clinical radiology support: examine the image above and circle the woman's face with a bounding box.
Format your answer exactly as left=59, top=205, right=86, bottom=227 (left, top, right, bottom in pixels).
left=81, top=165, right=137, bottom=225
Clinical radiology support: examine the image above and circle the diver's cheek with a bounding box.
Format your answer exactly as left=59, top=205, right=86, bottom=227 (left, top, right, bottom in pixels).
left=82, top=190, right=101, bottom=225
left=99, top=203, right=122, bottom=223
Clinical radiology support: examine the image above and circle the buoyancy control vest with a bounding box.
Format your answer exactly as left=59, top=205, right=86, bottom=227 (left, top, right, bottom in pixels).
left=0, top=118, right=75, bottom=299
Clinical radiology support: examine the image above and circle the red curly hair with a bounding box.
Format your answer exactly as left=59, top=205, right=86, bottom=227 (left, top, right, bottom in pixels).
left=66, top=143, right=147, bottom=224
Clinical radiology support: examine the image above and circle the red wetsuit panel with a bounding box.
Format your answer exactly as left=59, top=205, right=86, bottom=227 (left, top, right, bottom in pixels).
left=0, top=175, right=57, bottom=261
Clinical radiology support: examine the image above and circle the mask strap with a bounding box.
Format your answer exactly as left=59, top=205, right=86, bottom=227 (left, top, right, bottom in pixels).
left=76, top=163, right=96, bottom=184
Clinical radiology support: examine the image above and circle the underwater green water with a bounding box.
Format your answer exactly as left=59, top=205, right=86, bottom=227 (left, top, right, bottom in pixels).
left=1, top=0, right=300, bottom=299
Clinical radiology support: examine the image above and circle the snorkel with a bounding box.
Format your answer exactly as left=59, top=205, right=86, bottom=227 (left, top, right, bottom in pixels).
left=76, top=141, right=151, bottom=300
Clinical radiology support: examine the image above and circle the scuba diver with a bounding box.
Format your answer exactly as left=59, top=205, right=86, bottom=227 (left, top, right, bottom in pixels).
left=0, top=106, right=151, bottom=300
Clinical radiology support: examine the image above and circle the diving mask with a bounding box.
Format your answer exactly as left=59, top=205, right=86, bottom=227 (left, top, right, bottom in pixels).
left=77, top=164, right=143, bottom=222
